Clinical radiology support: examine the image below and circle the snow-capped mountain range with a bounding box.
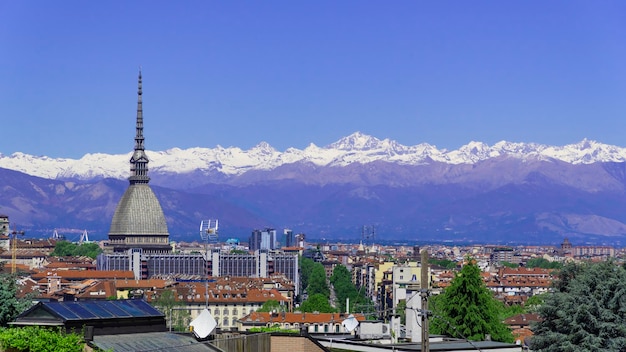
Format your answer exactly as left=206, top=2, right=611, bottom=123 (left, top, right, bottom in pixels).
left=3, top=132, right=626, bottom=245
left=0, top=132, right=625, bottom=181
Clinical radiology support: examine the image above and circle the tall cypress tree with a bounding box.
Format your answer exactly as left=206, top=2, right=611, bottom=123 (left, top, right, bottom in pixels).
left=430, top=260, right=513, bottom=342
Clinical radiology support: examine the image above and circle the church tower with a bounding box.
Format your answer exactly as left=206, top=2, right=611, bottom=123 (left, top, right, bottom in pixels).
left=107, top=70, right=170, bottom=253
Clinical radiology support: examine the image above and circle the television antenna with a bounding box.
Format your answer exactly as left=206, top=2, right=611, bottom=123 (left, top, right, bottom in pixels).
left=200, top=219, right=219, bottom=243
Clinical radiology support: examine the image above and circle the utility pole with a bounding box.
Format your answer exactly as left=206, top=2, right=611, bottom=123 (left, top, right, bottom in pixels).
left=420, top=249, right=430, bottom=352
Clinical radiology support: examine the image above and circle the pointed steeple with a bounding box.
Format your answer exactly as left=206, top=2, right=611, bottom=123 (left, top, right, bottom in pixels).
left=129, top=69, right=150, bottom=184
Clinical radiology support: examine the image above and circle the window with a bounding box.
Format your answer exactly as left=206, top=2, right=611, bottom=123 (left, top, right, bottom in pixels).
left=214, top=309, right=220, bottom=315
left=223, top=308, right=229, bottom=315
left=223, top=317, right=229, bottom=326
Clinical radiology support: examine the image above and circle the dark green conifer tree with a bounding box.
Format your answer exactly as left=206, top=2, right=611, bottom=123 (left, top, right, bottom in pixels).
left=531, top=261, right=626, bottom=351
left=430, top=259, right=513, bottom=342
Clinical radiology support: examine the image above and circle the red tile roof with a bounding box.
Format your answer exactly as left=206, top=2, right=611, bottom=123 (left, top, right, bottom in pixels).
left=32, top=269, right=134, bottom=280
left=240, top=312, right=366, bottom=325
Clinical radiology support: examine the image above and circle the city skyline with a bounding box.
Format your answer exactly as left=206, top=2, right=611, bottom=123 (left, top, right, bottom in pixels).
left=1, top=1, right=625, bottom=159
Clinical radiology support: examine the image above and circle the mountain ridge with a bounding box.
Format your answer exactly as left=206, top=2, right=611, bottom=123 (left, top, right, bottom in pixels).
left=1, top=133, right=626, bottom=182
left=1, top=133, right=626, bottom=245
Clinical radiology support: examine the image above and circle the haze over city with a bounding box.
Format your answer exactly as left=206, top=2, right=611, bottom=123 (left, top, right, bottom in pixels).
left=2, top=1, right=625, bottom=159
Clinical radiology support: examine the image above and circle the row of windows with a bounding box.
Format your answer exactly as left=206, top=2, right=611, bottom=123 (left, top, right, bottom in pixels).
left=222, top=317, right=238, bottom=326
left=213, top=308, right=245, bottom=316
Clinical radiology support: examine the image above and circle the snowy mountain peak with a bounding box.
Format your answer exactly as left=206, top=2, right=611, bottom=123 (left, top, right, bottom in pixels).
left=327, top=132, right=383, bottom=151
left=250, top=141, right=277, bottom=155
left=1, top=133, right=626, bottom=180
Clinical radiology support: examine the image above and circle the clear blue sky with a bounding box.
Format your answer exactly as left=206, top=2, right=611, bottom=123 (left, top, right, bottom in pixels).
left=1, top=1, right=625, bottom=158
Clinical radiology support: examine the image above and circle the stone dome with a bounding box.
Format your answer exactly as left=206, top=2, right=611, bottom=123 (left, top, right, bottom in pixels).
left=109, top=184, right=169, bottom=236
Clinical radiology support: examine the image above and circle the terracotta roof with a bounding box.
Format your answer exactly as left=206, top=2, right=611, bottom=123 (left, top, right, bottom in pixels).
left=74, top=280, right=117, bottom=299
left=147, top=285, right=290, bottom=305
left=17, top=278, right=39, bottom=298
left=0, top=251, right=47, bottom=259
left=504, top=313, right=543, bottom=327
left=240, top=312, right=366, bottom=325
left=32, top=269, right=134, bottom=280
left=116, top=279, right=168, bottom=289
left=45, top=262, right=96, bottom=270
left=511, top=327, right=534, bottom=344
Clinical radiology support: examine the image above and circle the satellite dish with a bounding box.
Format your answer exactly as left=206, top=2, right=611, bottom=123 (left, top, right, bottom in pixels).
left=342, top=314, right=359, bottom=332
left=190, top=308, right=217, bottom=339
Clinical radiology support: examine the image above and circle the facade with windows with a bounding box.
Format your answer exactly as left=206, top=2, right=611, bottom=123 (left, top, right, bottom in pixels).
left=238, top=312, right=366, bottom=334
left=249, top=228, right=278, bottom=251
left=148, top=284, right=290, bottom=331
left=98, top=249, right=299, bottom=296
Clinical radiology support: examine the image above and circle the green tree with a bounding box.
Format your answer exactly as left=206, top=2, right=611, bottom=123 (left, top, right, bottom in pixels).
left=396, top=299, right=407, bottom=325
left=299, top=256, right=315, bottom=292
left=430, top=259, right=458, bottom=270
left=500, top=261, right=518, bottom=268
left=307, top=263, right=329, bottom=298
left=152, top=290, right=190, bottom=332
left=300, top=293, right=335, bottom=313
left=51, top=240, right=102, bottom=259
left=497, top=301, right=524, bottom=320
left=531, top=261, right=626, bottom=351
left=430, top=259, right=513, bottom=343
left=0, top=273, right=34, bottom=326
left=523, top=292, right=546, bottom=313
left=0, top=326, right=84, bottom=352
left=526, top=258, right=562, bottom=269
left=50, top=241, right=77, bottom=257
left=330, top=264, right=375, bottom=316
left=257, top=299, right=282, bottom=313
left=73, top=242, right=102, bottom=258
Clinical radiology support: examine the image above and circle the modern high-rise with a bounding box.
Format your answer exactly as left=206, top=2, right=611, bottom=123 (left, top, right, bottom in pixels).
left=249, top=228, right=277, bottom=251
left=283, top=229, right=294, bottom=248
left=105, top=70, right=170, bottom=254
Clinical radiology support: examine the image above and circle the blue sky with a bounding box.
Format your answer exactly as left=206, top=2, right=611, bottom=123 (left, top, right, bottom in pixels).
left=1, top=1, right=625, bottom=158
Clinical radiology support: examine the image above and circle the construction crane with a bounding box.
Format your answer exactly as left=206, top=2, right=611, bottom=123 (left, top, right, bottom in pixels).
left=10, top=227, right=24, bottom=274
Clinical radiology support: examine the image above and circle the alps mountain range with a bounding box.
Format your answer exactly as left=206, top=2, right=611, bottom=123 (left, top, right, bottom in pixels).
left=2, top=132, right=626, bottom=245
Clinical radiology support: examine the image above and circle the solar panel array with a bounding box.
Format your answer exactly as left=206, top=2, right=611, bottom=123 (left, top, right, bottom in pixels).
left=45, top=300, right=164, bottom=321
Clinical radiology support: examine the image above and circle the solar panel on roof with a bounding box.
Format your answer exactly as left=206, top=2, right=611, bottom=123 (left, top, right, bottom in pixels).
left=94, top=301, right=132, bottom=318
left=80, top=302, right=115, bottom=319
left=41, top=300, right=163, bottom=322
left=118, top=300, right=164, bottom=317
left=46, top=303, right=80, bottom=320
left=64, top=302, right=99, bottom=319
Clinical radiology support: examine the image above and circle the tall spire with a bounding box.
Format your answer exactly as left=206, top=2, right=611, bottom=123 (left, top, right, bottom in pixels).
left=129, top=69, right=150, bottom=184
